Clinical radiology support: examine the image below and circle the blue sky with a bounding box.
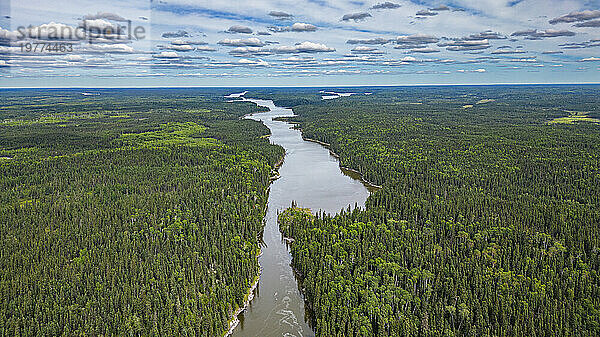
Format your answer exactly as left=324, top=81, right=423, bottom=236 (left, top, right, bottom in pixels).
left=1, top=0, right=599, bottom=87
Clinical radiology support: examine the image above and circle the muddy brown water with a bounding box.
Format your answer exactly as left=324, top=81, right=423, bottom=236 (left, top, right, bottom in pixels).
left=229, top=95, right=371, bottom=337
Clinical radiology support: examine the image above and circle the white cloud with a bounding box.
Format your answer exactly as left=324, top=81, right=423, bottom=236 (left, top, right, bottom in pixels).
left=370, top=2, right=401, bottom=10
left=549, top=10, right=600, bottom=24
left=169, top=44, right=194, bottom=51
left=269, top=11, right=293, bottom=20
left=83, top=12, right=128, bottom=22
left=440, top=39, right=491, bottom=51
left=65, top=55, right=84, bottom=62
left=411, top=47, right=440, bottom=53
left=273, top=41, right=335, bottom=53
left=218, top=38, right=265, bottom=47
left=86, top=43, right=136, bottom=53
left=196, top=46, right=217, bottom=52
left=341, top=12, right=372, bottom=22
left=238, top=58, right=269, bottom=66
left=457, top=68, right=486, bottom=73
left=82, top=19, right=119, bottom=32
left=291, top=23, right=318, bottom=32
left=227, top=25, right=253, bottom=34
left=396, top=34, right=439, bottom=46
left=229, top=46, right=272, bottom=56
left=347, top=37, right=391, bottom=45
left=269, top=22, right=318, bottom=33
left=155, top=51, right=180, bottom=58
left=351, top=46, right=385, bottom=54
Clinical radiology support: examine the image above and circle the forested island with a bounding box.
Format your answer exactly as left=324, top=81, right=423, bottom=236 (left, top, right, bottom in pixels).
left=0, top=89, right=283, bottom=336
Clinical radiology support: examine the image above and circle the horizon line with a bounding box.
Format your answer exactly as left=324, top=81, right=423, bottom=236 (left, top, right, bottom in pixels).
left=1, top=82, right=600, bottom=89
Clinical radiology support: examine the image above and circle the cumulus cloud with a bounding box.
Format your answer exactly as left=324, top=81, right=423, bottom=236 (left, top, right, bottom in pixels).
left=341, top=12, right=372, bottom=22
left=561, top=40, right=600, bottom=49
left=167, top=44, right=194, bottom=51
left=154, top=51, right=180, bottom=58
left=269, top=23, right=317, bottom=33
left=559, top=42, right=590, bottom=49
left=410, top=47, right=440, bottom=53
left=81, top=19, right=121, bottom=34
left=396, top=34, right=439, bottom=45
left=162, top=30, right=190, bottom=38
left=227, top=25, right=253, bottom=34
left=574, top=20, right=600, bottom=27
left=83, top=12, right=127, bottom=22
left=172, top=39, right=207, bottom=45
left=273, top=41, right=335, bottom=53
left=439, top=39, right=491, bottom=51
left=0, top=27, right=19, bottom=41
left=280, top=56, right=315, bottom=63
left=218, top=37, right=265, bottom=47
left=431, top=5, right=451, bottom=11
left=511, top=29, right=575, bottom=39
left=511, top=29, right=537, bottom=37
left=534, top=29, right=576, bottom=38
left=347, top=37, right=391, bottom=45
left=549, top=10, right=600, bottom=24
left=491, top=48, right=525, bottom=54
left=351, top=46, right=385, bottom=54
left=269, top=11, right=293, bottom=20
left=237, top=58, right=269, bottom=67
left=291, top=23, right=318, bottom=32
left=462, top=31, right=506, bottom=40
left=228, top=46, right=272, bottom=56
left=416, top=10, right=438, bottom=16
left=195, top=45, right=217, bottom=52
left=395, top=34, right=439, bottom=50
left=87, top=43, right=135, bottom=53
left=509, top=58, right=538, bottom=63
left=65, top=54, right=84, bottom=62
left=370, top=2, right=401, bottom=9
left=457, top=68, right=486, bottom=73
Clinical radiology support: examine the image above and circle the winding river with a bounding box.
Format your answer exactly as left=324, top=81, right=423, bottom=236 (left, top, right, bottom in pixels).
left=229, top=94, right=371, bottom=337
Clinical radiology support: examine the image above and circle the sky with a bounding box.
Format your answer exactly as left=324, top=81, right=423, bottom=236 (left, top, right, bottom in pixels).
left=0, top=0, right=599, bottom=87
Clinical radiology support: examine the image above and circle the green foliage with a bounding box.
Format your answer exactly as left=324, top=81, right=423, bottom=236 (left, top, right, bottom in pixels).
left=274, top=85, right=600, bottom=336
left=0, top=89, right=284, bottom=336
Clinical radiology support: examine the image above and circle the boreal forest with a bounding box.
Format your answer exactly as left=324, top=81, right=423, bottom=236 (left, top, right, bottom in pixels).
left=1, top=86, right=599, bottom=337
left=0, top=89, right=283, bottom=336
left=265, top=85, right=600, bottom=337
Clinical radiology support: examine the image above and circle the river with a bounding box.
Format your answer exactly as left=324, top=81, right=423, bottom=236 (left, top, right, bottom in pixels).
left=229, top=94, right=371, bottom=337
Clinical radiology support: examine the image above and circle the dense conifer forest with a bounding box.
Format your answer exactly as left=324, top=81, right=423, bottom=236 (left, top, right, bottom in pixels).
left=0, top=89, right=283, bottom=336
left=270, top=85, right=600, bottom=336
left=2, top=86, right=599, bottom=336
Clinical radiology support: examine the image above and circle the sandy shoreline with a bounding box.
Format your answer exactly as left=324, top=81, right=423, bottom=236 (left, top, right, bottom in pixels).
left=224, top=249, right=262, bottom=337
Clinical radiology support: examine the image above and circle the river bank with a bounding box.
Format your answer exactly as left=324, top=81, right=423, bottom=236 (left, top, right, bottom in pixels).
left=224, top=260, right=261, bottom=337
left=302, top=137, right=382, bottom=191
left=228, top=93, right=370, bottom=337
